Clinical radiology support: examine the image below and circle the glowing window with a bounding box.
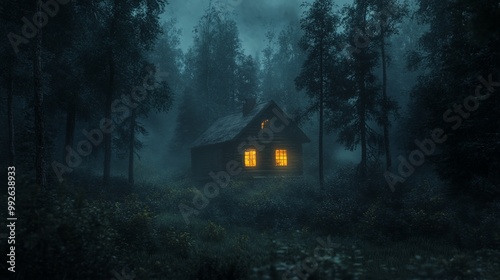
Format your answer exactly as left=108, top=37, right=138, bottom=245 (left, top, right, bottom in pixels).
left=244, top=149, right=257, bottom=167
left=261, top=119, right=270, bottom=129
left=275, top=149, right=288, bottom=166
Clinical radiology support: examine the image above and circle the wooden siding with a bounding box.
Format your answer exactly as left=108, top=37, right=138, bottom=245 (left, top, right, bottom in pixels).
left=191, top=101, right=309, bottom=180
left=222, top=140, right=302, bottom=176
left=192, top=140, right=304, bottom=179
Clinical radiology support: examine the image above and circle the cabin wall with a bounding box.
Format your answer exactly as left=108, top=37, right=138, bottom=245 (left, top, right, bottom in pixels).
left=192, top=140, right=304, bottom=180
left=191, top=104, right=309, bottom=179
left=230, top=109, right=305, bottom=177
left=224, top=140, right=304, bottom=178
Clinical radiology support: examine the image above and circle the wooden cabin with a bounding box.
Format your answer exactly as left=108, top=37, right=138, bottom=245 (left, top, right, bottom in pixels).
left=191, top=100, right=310, bottom=179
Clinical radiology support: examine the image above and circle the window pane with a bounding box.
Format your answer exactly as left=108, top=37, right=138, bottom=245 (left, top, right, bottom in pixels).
left=244, top=149, right=256, bottom=167
left=275, top=149, right=288, bottom=166
left=261, top=119, right=270, bottom=129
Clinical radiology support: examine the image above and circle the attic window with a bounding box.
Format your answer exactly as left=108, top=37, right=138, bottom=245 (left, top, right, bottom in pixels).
left=261, top=119, right=270, bottom=129
left=275, top=149, right=288, bottom=166
left=244, top=149, right=257, bottom=167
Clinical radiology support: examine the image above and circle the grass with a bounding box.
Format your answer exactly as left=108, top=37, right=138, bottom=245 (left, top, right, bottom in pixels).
left=360, top=237, right=457, bottom=278
left=9, top=173, right=500, bottom=279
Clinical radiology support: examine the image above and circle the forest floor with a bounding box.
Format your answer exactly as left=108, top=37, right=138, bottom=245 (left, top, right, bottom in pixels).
left=146, top=211, right=500, bottom=279
left=8, top=172, right=500, bottom=279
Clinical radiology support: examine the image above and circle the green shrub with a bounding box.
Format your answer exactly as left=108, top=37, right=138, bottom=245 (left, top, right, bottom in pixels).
left=17, top=188, right=123, bottom=279
left=111, top=194, right=156, bottom=251
left=201, top=221, right=227, bottom=242
left=311, top=196, right=357, bottom=234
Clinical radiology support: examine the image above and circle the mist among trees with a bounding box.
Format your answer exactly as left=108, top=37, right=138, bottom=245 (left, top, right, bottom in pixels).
left=0, top=0, right=499, bottom=279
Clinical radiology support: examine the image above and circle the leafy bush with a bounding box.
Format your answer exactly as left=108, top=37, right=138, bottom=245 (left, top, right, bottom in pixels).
left=12, top=172, right=500, bottom=279
left=311, top=195, right=357, bottom=235
left=193, top=255, right=249, bottom=280
left=17, top=188, right=123, bottom=279
left=201, top=221, right=227, bottom=242
left=406, top=250, right=500, bottom=279
left=152, top=219, right=193, bottom=258
left=111, top=194, right=156, bottom=251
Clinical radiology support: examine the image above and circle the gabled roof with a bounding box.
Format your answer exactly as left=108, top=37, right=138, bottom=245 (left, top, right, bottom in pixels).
left=191, top=100, right=309, bottom=148
left=192, top=101, right=272, bottom=148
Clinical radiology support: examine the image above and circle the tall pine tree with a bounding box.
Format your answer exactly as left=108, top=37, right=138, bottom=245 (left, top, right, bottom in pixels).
left=296, top=0, right=341, bottom=187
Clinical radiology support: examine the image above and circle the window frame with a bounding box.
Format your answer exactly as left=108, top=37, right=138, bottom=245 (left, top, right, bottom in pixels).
left=261, top=119, right=270, bottom=130
left=275, top=149, right=288, bottom=167
left=244, top=148, right=257, bottom=167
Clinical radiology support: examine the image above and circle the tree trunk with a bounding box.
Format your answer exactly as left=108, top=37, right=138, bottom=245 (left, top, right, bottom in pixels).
left=63, top=93, right=77, bottom=162
left=7, top=58, right=15, bottom=166
left=103, top=0, right=118, bottom=186
left=204, top=5, right=213, bottom=123
left=128, top=110, right=136, bottom=186
left=319, top=39, right=324, bottom=188
left=359, top=77, right=367, bottom=178
left=103, top=47, right=114, bottom=187
left=358, top=0, right=368, bottom=179
left=34, top=0, right=45, bottom=190
left=380, top=28, right=392, bottom=170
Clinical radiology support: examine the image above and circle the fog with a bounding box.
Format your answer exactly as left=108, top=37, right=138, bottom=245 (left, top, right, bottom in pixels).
left=166, top=0, right=341, bottom=55
left=2, top=0, right=499, bottom=278
left=137, top=0, right=357, bottom=181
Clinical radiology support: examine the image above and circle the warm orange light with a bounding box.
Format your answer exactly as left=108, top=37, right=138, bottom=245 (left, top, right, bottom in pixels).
left=244, top=149, right=257, bottom=167
left=275, top=149, right=288, bottom=166
left=261, top=119, right=270, bottom=129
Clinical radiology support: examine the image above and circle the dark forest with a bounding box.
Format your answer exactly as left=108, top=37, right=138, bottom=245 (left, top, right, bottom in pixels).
left=0, top=0, right=499, bottom=279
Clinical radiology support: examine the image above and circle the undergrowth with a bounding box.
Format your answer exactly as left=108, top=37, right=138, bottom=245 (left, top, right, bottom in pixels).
left=5, top=168, right=500, bottom=279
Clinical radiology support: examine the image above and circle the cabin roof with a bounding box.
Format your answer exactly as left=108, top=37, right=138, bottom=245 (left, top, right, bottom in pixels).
left=191, top=100, right=309, bottom=148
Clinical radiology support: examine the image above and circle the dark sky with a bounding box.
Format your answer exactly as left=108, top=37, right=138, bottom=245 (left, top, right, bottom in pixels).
left=164, top=0, right=351, bottom=56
